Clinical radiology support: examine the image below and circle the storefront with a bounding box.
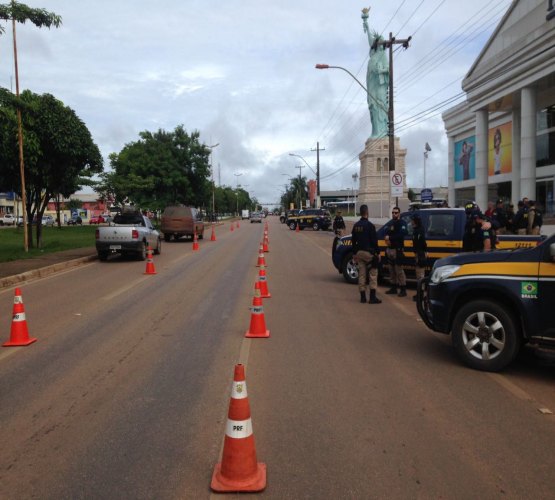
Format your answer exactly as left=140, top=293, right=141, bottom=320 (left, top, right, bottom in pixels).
left=443, top=0, right=555, bottom=217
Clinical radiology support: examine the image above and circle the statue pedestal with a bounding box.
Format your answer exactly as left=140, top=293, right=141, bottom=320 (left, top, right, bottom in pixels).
left=358, top=136, right=409, bottom=218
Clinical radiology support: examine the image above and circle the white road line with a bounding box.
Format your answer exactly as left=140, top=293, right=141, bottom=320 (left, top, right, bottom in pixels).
left=0, top=346, right=23, bottom=362
left=102, top=276, right=151, bottom=302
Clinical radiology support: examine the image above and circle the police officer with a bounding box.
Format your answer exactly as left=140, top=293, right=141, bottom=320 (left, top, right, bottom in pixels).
left=527, top=200, right=542, bottom=235
left=462, top=201, right=478, bottom=252
left=513, top=200, right=529, bottom=235
left=333, top=210, right=346, bottom=237
left=411, top=213, right=427, bottom=301
left=491, top=199, right=507, bottom=234
left=384, top=206, right=408, bottom=297
left=351, top=204, right=382, bottom=304
left=473, top=212, right=495, bottom=251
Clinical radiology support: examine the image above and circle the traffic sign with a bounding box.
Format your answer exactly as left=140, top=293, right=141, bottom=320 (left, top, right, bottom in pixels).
left=390, top=171, right=404, bottom=197
left=421, top=188, right=433, bottom=202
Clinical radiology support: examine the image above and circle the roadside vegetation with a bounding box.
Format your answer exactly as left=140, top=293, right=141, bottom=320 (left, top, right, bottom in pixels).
left=0, top=226, right=95, bottom=263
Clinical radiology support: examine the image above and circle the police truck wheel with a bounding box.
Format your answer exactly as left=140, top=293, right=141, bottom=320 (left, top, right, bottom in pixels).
left=289, top=221, right=297, bottom=230
left=312, top=222, right=320, bottom=231
left=341, top=253, right=358, bottom=284
left=164, top=234, right=170, bottom=242
left=451, top=299, right=521, bottom=372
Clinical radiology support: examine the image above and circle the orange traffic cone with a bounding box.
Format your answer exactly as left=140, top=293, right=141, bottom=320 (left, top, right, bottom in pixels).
left=263, top=233, right=269, bottom=253
left=192, top=230, right=199, bottom=251
left=144, top=247, right=157, bottom=275
left=295, top=222, right=300, bottom=233
left=245, top=282, right=270, bottom=338
left=236, top=221, right=240, bottom=229
left=210, top=224, right=217, bottom=241
left=256, top=243, right=267, bottom=267
left=211, top=364, right=267, bottom=492
left=230, top=222, right=234, bottom=232
left=3, top=288, right=37, bottom=347
left=258, top=265, right=271, bottom=299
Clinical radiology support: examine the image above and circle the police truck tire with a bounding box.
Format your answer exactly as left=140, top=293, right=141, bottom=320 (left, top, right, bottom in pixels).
left=312, top=222, right=320, bottom=231
left=164, top=234, right=171, bottom=242
left=451, top=299, right=521, bottom=372
left=98, top=251, right=108, bottom=261
left=341, top=253, right=358, bottom=284
left=289, top=221, right=297, bottom=230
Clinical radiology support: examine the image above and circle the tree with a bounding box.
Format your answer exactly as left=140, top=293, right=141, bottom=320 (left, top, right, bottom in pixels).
left=105, top=126, right=211, bottom=211
left=408, top=188, right=416, bottom=202
left=280, top=177, right=308, bottom=210
left=0, top=1, right=62, bottom=250
left=0, top=89, right=103, bottom=246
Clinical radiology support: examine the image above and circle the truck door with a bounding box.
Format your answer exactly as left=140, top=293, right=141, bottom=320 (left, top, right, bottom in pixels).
left=538, top=241, right=555, bottom=339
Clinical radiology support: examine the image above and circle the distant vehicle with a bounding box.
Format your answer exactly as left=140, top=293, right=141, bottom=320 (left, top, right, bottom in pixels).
left=160, top=205, right=204, bottom=242
left=281, top=209, right=301, bottom=224
left=96, top=210, right=161, bottom=261
left=0, top=213, right=15, bottom=226
left=250, top=212, right=263, bottom=223
left=67, top=215, right=83, bottom=225
left=241, top=209, right=250, bottom=220
left=89, top=215, right=106, bottom=224
left=42, top=215, right=55, bottom=227
left=287, top=208, right=332, bottom=231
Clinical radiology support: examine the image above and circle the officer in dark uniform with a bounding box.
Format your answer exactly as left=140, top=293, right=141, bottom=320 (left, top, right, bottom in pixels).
left=411, top=213, right=427, bottom=301
left=491, top=199, right=507, bottom=234
left=472, top=212, right=495, bottom=251
left=384, top=206, right=408, bottom=297
left=351, top=204, right=382, bottom=304
left=332, top=210, right=346, bottom=236
left=462, top=201, right=478, bottom=252
left=513, top=200, right=529, bottom=235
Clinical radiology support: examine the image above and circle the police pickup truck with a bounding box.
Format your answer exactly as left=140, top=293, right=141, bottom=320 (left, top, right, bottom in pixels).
left=416, top=233, right=555, bottom=372
left=332, top=208, right=544, bottom=284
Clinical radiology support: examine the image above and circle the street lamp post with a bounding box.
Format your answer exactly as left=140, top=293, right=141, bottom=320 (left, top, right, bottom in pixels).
left=207, top=143, right=219, bottom=223
left=289, top=152, right=318, bottom=207
left=234, top=172, right=243, bottom=216
left=352, top=172, right=359, bottom=215
left=423, top=142, right=431, bottom=189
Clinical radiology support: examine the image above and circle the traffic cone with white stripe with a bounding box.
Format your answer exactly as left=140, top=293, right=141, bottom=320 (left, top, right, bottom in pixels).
left=295, top=221, right=300, bottom=233
left=192, top=230, right=199, bottom=251
left=144, top=247, right=157, bottom=275
left=263, top=231, right=269, bottom=253
left=258, top=265, right=271, bottom=299
left=245, top=282, right=270, bottom=338
left=211, top=364, right=266, bottom=492
left=3, top=288, right=37, bottom=347
left=256, top=243, right=267, bottom=267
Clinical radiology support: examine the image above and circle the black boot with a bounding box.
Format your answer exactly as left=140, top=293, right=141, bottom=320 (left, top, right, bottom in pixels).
left=360, top=291, right=367, bottom=303
left=398, top=286, right=407, bottom=297
left=369, top=289, right=382, bottom=304
left=385, top=286, right=398, bottom=295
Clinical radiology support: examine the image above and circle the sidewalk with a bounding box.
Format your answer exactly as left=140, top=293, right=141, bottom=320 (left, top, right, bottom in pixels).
left=0, top=246, right=97, bottom=288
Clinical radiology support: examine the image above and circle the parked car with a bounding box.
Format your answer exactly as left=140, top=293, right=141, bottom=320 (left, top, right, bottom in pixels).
left=160, top=205, right=204, bottom=242
left=42, top=215, right=56, bottom=227
left=0, top=213, right=16, bottom=226
left=96, top=210, right=161, bottom=261
left=89, top=215, right=106, bottom=224
left=286, top=208, right=332, bottom=231
left=67, top=215, right=83, bottom=225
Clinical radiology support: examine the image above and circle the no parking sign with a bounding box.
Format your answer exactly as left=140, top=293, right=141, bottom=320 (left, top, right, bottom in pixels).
left=389, top=171, right=404, bottom=196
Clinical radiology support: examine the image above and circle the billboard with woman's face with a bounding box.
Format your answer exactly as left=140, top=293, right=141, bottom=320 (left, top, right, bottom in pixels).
left=488, top=122, right=512, bottom=176
left=454, top=136, right=475, bottom=182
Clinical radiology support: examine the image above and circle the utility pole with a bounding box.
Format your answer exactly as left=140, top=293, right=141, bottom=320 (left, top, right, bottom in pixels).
left=371, top=32, right=411, bottom=208
left=310, top=142, right=325, bottom=208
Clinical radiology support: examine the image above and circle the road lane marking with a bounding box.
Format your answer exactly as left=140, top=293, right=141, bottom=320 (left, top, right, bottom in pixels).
left=487, top=373, right=534, bottom=401
left=0, top=347, right=23, bottom=362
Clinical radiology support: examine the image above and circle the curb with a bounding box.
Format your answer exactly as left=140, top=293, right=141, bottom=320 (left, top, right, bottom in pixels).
left=0, top=254, right=98, bottom=289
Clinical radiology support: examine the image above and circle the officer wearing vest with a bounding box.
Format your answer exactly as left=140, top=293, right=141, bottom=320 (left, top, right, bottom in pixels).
left=384, top=206, right=408, bottom=297
left=332, top=210, right=346, bottom=237
left=462, top=201, right=478, bottom=252
left=491, top=199, right=507, bottom=235
left=513, top=200, right=529, bottom=235
left=527, top=200, right=542, bottom=235
left=351, top=204, right=382, bottom=304
left=411, top=213, right=427, bottom=301
left=472, top=212, right=496, bottom=251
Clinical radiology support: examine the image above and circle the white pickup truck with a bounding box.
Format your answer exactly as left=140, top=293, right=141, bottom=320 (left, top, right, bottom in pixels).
left=95, top=212, right=161, bottom=261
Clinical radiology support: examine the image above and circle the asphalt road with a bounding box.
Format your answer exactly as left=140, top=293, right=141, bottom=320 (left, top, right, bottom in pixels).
left=0, top=218, right=554, bottom=499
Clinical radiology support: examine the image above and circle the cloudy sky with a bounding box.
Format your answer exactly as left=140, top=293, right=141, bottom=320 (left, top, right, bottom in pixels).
left=0, top=0, right=513, bottom=206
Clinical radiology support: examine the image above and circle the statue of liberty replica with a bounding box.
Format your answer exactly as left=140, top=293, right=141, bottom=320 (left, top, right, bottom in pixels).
left=358, top=7, right=407, bottom=216
left=362, top=7, right=388, bottom=138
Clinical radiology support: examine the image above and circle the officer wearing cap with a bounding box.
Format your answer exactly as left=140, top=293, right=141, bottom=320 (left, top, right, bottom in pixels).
left=472, top=212, right=495, bottom=251
left=411, top=213, right=427, bottom=301
left=491, top=199, right=507, bottom=235
left=333, top=209, right=346, bottom=237
left=462, top=201, right=478, bottom=252
left=351, top=204, right=382, bottom=304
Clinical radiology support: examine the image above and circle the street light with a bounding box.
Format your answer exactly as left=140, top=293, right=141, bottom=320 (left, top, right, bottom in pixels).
left=207, top=143, right=219, bottom=223
left=234, top=172, right=243, bottom=216
left=423, top=142, right=431, bottom=189
left=352, top=172, right=359, bottom=215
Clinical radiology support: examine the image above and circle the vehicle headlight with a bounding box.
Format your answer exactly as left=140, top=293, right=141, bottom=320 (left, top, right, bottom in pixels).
left=430, top=265, right=460, bottom=284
